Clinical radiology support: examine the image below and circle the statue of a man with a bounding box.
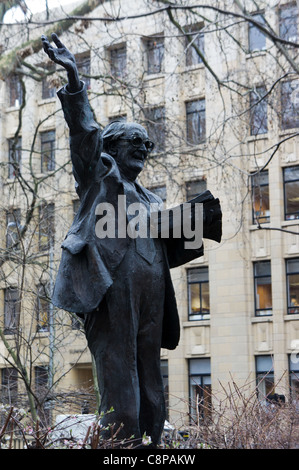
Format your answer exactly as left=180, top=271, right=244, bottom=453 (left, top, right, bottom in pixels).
left=41, top=33, right=221, bottom=448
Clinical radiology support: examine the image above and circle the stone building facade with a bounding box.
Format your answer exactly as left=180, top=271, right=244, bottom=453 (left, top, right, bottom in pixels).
left=0, top=0, right=298, bottom=427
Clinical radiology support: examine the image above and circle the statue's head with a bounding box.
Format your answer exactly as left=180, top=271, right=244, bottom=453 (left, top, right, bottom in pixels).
left=102, top=120, right=155, bottom=181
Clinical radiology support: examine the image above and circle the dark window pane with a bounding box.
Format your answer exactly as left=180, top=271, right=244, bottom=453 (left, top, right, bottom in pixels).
left=143, top=107, right=165, bottom=153
left=254, top=261, right=272, bottom=316
left=150, top=185, right=167, bottom=202
left=1, top=368, right=18, bottom=405
left=249, top=13, right=266, bottom=51
left=8, top=137, right=22, bottom=179
left=279, top=4, right=298, bottom=42
left=186, top=180, right=207, bottom=200
left=36, top=284, right=50, bottom=332
left=4, top=288, right=20, bottom=334
left=184, top=24, right=204, bottom=66
left=110, top=46, right=127, bottom=81
left=281, top=80, right=299, bottom=130
left=188, top=267, right=210, bottom=320
left=41, top=131, right=55, bottom=173
left=287, top=259, right=299, bottom=314
left=8, top=74, right=23, bottom=107
left=186, top=99, right=206, bottom=144
left=77, top=53, right=91, bottom=89
left=250, top=86, right=268, bottom=135
left=189, top=358, right=212, bottom=420
left=146, top=37, right=164, bottom=74
left=42, top=65, right=56, bottom=99
left=6, top=208, right=21, bottom=250
left=284, top=166, right=299, bottom=220
left=39, top=203, right=55, bottom=251
left=252, top=171, right=270, bottom=223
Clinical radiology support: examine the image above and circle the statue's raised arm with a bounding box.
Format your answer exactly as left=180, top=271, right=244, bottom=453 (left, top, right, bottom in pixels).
left=41, top=33, right=81, bottom=93
left=41, top=33, right=103, bottom=194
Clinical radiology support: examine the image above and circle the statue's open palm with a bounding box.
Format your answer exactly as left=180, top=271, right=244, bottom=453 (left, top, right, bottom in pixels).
left=41, top=33, right=76, bottom=71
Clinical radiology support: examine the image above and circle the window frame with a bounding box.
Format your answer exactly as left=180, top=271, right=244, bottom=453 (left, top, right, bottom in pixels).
left=144, top=35, right=164, bottom=75
left=8, top=74, right=23, bottom=107
left=186, top=99, right=206, bottom=145
left=184, top=23, right=205, bottom=67
left=187, top=267, right=210, bottom=321
left=283, top=166, right=299, bottom=221
left=253, top=261, right=273, bottom=317
left=4, top=287, right=20, bottom=335
left=36, top=283, right=50, bottom=333
left=8, top=137, right=22, bottom=179
left=188, top=358, right=212, bottom=421
left=41, top=130, right=56, bottom=173
left=255, top=355, right=275, bottom=401
left=38, top=203, right=55, bottom=251
left=286, top=258, right=299, bottom=315
left=280, top=79, right=299, bottom=130
left=251, top=170, right=270, bottom=224
left=109, top=44, right=127, bottom=82
left=248, top=12, right=267, bottom=52
left=6, top=208, right=21, bottom=250
left=249, top=85, right=268, bottom=135
left=279, top=3, right=298, bottom=43
left=143, top=106, right=166, bottom=153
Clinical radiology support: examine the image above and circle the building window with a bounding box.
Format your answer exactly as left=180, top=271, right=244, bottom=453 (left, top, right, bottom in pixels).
left=8, top=74, right=23, bottom=107
left=248, top=13, right=266, bottom=52
left=145, top=36, right=164, bottom=75
left=110, top=45, right=127, bottom=81
left=6, top=208, right=21, bottom=250
left=289, top=354, right=299, bottom=401
left=160, top=360, right=169, bottom=420
left=42, top=65, right=56, bottom=99
left=4, top=288, right=20, bottom=334
left=281, top=80, right=299, bottom=130
left=284, top=166, right=299, bottom=220
left=36, top=284, right=50, bottom=332
left=286, top=258, right=299, bottom=314
left=143, top=106, right=165, bottom=153
left=186, top=99, right=206, bottom=145
left=76, top=52, right=91, bottom=89
left=39, top=203, right=55, bottom=251
left=187, top=267, right=210, bottom=320
left=184, top=24, right=204, bottom=66
left=41, top=130, right=55, bottom=173
left=251, top=170, right=270, bottom=224
left=8, top=137, right=22, bottom=179
left=255, top=355, right=274, bottom=401
left=189, top=358, right=212, bottom=421
left=149, top=185, right=167, bottom=203
left=186, top=180, right=207, bottom=201
left=254, top=261, right=272, bottom=316
left=279, top=3, right=298, bottom=43
left=1, top=368, right=18, bottom=405
left=250, top=86, right=268, bottom=135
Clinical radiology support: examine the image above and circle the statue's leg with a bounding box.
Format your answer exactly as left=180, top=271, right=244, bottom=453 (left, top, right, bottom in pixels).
left=83, top=295, right=142, bottom=446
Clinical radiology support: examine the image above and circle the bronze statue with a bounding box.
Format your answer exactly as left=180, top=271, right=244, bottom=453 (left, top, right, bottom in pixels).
left=41, top=33, right=221, bottom=448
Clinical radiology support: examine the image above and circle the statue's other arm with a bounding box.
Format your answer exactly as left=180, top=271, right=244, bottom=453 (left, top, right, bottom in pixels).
left=41, top=33, right=104, bottom=193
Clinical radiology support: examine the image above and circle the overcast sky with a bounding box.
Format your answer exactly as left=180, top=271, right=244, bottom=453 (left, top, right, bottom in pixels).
left=4, top=0, right=76, bottom=22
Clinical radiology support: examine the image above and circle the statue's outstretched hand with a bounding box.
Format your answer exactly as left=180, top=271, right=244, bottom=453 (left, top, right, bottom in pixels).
left=41, top=33, right=76, bottom=72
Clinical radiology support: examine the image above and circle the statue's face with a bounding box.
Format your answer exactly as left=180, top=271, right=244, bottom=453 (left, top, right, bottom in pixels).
left=112, top=124, right=153, bottom=181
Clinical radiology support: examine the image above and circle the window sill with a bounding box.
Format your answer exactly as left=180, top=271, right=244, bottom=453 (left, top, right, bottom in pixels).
left=143, top=72, right=165, bottom=82
left=249, top=222, right=270, bottom=231
left=247, top=134, right=268, bottom=142
left=183, top=319, right=210, bottom=327
left=279, top=128, right=299, bottom=137
left=5, top=105, right=21, bottom=113
left=38, top=97, right=56, bottom=106
left=284, top=314, right=299, bottom=321
left=281, top=219, right=299, bottom=227
left=251, top=316, right=273, bottom=323
left=183, top=63, right=205, bottom=73
left=245, top=50, right=267, bottom=59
